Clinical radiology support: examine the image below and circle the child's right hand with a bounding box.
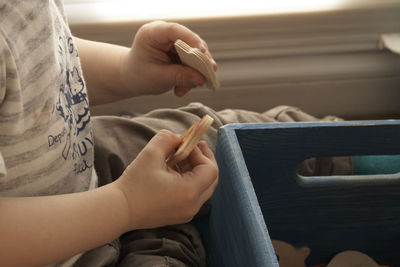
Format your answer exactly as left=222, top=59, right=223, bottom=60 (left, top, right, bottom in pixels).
left=114, top=129, right=218, bottom=230
left=120, top=21, right=217, bottom=98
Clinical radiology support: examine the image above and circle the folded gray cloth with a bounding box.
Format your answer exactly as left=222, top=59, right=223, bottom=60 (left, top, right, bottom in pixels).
left=81, top=103, right=352, bottom=267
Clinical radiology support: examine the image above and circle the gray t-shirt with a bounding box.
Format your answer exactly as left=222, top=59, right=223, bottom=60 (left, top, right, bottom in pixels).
left=0, top=0, right=97, bottom=197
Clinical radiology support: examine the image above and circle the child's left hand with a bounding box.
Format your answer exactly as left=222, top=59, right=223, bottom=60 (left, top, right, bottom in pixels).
left=120, top=21, right=218, bottom=97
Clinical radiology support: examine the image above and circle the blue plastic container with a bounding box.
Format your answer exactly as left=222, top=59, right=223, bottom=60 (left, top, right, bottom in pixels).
left=207, top=120, right=400, bottom=267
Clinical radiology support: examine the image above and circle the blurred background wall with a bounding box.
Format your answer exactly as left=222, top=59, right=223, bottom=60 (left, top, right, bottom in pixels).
left=66, top=0, right=400, bottom=119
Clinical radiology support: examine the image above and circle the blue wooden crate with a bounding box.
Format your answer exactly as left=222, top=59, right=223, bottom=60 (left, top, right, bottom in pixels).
left=207, top=120, right=400, bottom=267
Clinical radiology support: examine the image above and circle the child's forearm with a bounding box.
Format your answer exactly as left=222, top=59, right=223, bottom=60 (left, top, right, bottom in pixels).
left=0, top=182, right=130, bottom=267
left=75, top=21, right=216, bottom=105
left=74, top=37, right=131, bottom=105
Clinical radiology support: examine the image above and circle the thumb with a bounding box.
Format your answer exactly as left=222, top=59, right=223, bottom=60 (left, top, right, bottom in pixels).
left=144, top=130, right=182, bottom=161
left=166, top=64, right=205, bottom=90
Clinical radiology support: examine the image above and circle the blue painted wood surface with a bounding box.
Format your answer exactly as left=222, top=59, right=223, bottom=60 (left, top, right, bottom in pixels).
left=208, top=120, right=400, bottom=267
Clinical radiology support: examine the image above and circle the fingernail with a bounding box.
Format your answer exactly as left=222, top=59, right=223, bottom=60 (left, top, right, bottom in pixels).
left=199, top=43, right=207, bottom=53
left=193, top=77, right=205, bottom=86
left=211, top=59, right=218, bottom=71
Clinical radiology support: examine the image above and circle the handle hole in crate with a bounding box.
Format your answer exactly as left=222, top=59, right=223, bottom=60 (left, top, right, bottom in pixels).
left=295, top=155, right=400, bottom=187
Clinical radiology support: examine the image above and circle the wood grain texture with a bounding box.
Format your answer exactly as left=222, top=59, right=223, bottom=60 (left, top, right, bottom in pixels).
left=208, top=120, right=400, bottom=266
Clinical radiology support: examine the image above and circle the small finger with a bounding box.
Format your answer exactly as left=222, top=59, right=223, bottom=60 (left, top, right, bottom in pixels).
left=185, top=155, right=218, bottom=193
left=165, top=64, right=205, bottom=91
left=185, top=142, right=213, bottom=167
left=175, top=144, right=203, bottom=173
left=205, top=51, right=218, bottom=72
left=174, top=86, right=191, bottom=97
left=197, top=141, right=215, bottom=161
left=197, top=173, right=219, bottom=206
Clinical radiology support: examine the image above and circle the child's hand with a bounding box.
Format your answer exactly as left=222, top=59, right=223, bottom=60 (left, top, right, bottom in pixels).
left=120, top=21, right=218, bottom=97
left=114, top=129, right=218, bottom=230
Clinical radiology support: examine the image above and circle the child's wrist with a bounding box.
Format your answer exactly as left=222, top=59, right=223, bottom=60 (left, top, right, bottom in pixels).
left=105, top=181, right=133, bottom=233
